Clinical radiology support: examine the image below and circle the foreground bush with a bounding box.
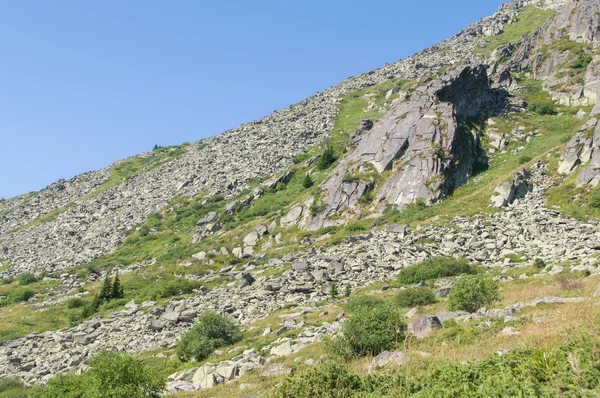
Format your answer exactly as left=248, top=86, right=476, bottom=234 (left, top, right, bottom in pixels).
left=278, top=334, right=600, bottom=397
left=395, top=287, right=436, bottom=308
left=448, top=275, right=500, bottom=313
left=397, top=257, right=477, bottom=285
left=29, top=351, right=165, bottom=398
left=0, top=378, right=28, bottom=398
left=332, top=303, right=405, bottom=358
left=177, top=311, right=243, bottom=362
left=529, top=99, right=556, bottom=115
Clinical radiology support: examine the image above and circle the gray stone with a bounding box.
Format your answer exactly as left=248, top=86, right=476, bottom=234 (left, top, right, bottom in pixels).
left=412, top=315, right=442, bottom=338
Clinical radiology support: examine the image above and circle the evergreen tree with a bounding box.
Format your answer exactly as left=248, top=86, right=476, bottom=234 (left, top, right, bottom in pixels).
left=110, top=272, right=124, bottom=300
left=317, top=146, right=337, bottom=170
left=302, top=173, right=314, bottom=189
left=329, top=281, right=338, bottom=300
left=344, top=284, right=351, bottom=298
left=82, top=294, right=103, bottom=318
left=99, top=274, right=112, bottom=302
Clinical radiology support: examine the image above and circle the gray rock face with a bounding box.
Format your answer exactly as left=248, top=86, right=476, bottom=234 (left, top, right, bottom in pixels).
left=368, top=351, right=408, bottom=370
left=491, top=169, right=532, bottom=207
left=308, top=65, right=499, bottom=228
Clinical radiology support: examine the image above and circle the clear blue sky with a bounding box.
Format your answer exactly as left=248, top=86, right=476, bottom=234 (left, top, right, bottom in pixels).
left=0, top=0, right=505, bottom=199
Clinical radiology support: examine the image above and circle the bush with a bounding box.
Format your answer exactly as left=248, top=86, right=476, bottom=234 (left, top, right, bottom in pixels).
left=331, top=303, right=405, bottom=358
left=0, top=378, right=27, bottom=398
left=302, top=173, right=314, bottom=189
left=554, top=272, right=583, bottom=291
left=0, top=276, right=14, bottom=285
left=590, top=187, right=600, bottom=209
left=534, top=258, right=546, bottom=269
left=344, top=295, right=385, bottom=312
left=66, top=297, right=86, bottom=309
left=177, top=311, right=243, bottom=362
left=317, top=146, right=337, bottom=170
left=395, top=287, right=437, bottom=308
left=6, top=288, right=35, bottom=305
left=30, top=352, right=165, bottom=398
left=519, top=155, right=532, bottom=165
left=448, top=275, right=500, bottom=313
left=397, top=257, right=477, bottom=285
left=529, top=99, right=556, bottom=115
left=18, top=272, right=38, bottom=286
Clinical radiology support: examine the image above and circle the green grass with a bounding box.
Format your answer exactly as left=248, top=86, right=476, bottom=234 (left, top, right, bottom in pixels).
left=476, top=7, right=556, bottom=57
left=83, top=147, right=185, bottom=200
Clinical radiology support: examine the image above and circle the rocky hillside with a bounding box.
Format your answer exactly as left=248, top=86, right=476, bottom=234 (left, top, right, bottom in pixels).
left=2, top=0, right=600, bottom=396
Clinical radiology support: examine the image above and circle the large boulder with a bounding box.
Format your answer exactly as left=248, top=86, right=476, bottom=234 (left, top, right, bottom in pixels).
left=491, top=169, right=532, bottom=208
left=412, top=315, right=442, bottom=338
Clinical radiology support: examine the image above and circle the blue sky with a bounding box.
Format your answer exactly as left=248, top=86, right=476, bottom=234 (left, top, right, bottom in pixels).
left=0, top=0, right=505, bottom=199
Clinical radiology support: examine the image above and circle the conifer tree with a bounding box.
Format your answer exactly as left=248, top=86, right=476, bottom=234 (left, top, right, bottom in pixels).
left=302, top=173, right=314, bottom=189
left=99, top=274, right=112, bottom=302
left=110, top=272, right=124, bottom=300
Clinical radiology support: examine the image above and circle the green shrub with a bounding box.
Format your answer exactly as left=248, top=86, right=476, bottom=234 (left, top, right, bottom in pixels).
left=395, top=287, right=437, bottom=308
left=302, top=173, right=314, bottom=189
left=317, top=146, right=337, bottom=170
left=177, top=311, right=243, bottom=362
left=4, top=288, right=35, bottom=305
left=534, top=258, right=546, bottom=269
left=448, top=275, right=500, bottom=313
left=331, top=303, right=405, bottom=358
left=344, top=295, right=385, bottom=312
left=66, top=298, right=86, bottom=309
left=529, top=99, right=556, bottom=115
left=0, top=277, right=14, bottom=285
left=17, top=272, right=38, bottom=286
left=571, top=53, right=592, bottom=69
left=30, top=352, right=165, bottom=398
left=590, top=186, right=600, bottom=209
left=397, top=257, right=477, bottom=285
left=0, top=378, right=28, bottom=398
left=519, top=155, right=532, bottom=165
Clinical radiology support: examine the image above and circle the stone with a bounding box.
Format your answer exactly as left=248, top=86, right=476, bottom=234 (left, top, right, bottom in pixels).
left=412, top=315, right=442, bottom=338
left=243, top=231, right=260, bottom=246
left=491, top=169, right=532, bottom=207
left=434, top=287, right=451, bottom=298
left=270, top=341, right=293, bottom=357
left=281, top=206, right=304, bottom=228
left=368, top=351, right=408, bottom=370
left=192, top=364, right=217, bottom=390
left=262, top=363, right=292, bottom=376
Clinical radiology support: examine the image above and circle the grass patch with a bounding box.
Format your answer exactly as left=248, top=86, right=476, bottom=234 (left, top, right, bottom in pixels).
left=476, top=7, right=556, bottom=57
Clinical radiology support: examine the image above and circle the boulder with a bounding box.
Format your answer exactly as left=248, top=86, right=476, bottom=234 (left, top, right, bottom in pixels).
left=368, top=351, right=408, bottom=370
left=412, top=315, right=442, bottom=338
left=491, top=169, right=532, bottom=207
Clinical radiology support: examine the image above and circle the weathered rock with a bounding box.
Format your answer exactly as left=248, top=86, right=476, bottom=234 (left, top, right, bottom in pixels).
left=491, top=169, right=532, bottom=207
left=412, top=316, right=442, bottom=338
left=368, top=351, right=408, bottom=370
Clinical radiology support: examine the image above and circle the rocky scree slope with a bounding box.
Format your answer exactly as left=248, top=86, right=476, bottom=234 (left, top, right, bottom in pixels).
left=0, top=0, right=556, bottom=274
left=3, top=0, right=600, bottom=391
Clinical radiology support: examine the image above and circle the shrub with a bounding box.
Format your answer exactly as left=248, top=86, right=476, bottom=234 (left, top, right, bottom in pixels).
left=7, top=288, right=35, bottom=304
left=0, top=378, right=27, bottom=398
left=30, top=352, right=165, bottom=398
left=344, top=295, right=385, bottom=312
left=534, top=258, right=546, bottom=269
left=395, top=287, right=437, bottom=308
left=519, top=155, right=532, bottom=165
left=66, top=298, right=86, bottom=309
left=397, top=257, right=477, bottom=285
left=17, top=272, right=38, bottom=286
left=0, top=276, right=14, bottom=285
left=448, top=275, right=500, bottom=313
left=529, top=99, right=556, bottom=115
left=571, top=53, right=592, bottom=69
left=590, top=187, right=600, bottom=209
left=317, top=146, right=337, bottom=170
left=331, top=303, right=406, bottom=358
left=302, top=173, right=314, bottom=189
left=177, top=311, right=243, bottom=362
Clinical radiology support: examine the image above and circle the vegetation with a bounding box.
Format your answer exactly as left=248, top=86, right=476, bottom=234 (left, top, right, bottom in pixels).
left=29, top=351, right=165, bottom=398
left=395, top=287, right=437, bottom=308
left=278, top=332, right=600, bottom=397
left=331, top=301, right=405, bottom=358
left=17, top=272, right=38, bottom=286
left=447, top=275, right=500, bottom=313
left=476, top=7, right=557, bottom=57
left=397, top=257, right=477, bottom=285
left=177, top=311, right=243, bottom=362
left=529, top=99, right=556, bottom=115
left=316, top=146, right=337, bottom=170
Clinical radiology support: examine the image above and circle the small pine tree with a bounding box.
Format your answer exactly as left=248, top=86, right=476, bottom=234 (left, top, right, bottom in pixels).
left=153, top=144, right=159, bottom=151
left=99, top=274, right=112, bottom=302
left=344, top=284, right=351, bottom=298
left=110, top=272, right=124, bottom=300
left=317, top=146, right=337, bottom=170
left=329, top=281, right=338, bottom=300
left=302, top=173, right=314, bottom=189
